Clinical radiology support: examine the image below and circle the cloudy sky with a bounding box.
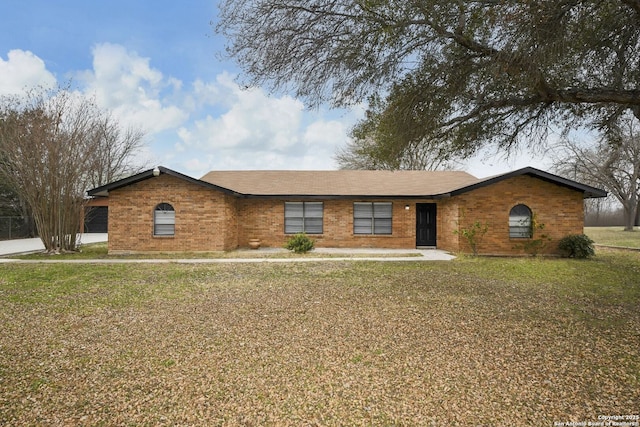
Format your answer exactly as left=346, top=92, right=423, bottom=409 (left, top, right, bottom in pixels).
left=0, top=0, right=548, bottom=179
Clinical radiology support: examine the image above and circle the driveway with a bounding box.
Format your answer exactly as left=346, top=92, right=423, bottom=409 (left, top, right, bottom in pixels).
left=0, top=233, right=108, bottom=256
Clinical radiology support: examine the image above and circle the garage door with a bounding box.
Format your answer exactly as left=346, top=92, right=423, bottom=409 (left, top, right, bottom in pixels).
left=84, top=206, right=108, bottom=233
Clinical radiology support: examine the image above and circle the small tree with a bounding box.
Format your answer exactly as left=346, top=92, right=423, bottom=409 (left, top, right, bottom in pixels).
left=0, top=86, right=145, bottom=253
left=87, top=112, right=147, bottom=189
left=454, top=211, right=489, bottom=256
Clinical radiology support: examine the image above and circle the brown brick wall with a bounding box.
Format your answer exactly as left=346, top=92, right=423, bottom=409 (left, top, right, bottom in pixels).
left=105, top=173, right=585, bottom=255
left=437, top=199, right=461, bottom=252
left=107, top=174, right=237, bottom=253
left=238, top=199, right=429, bottom=249
left=448, top=175, right=584, bottom=255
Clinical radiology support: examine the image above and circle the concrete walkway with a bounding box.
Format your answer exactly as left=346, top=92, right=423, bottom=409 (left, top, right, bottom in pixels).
left=0, top=234, right=455, bottom=262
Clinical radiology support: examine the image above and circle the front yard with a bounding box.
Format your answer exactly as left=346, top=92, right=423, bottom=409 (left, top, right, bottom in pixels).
left=0, top=252, right=638, bottom=425
left=585, top=226, right=640, bottom=248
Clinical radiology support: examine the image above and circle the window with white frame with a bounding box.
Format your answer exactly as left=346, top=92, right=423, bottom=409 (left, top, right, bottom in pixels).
left=354, top=202, right=392, bottom=235
left=284, top=202, right=323, bottom=234
left=154, top=203, right=175, bottom=236
left=509, top=204, right=532, bottom=238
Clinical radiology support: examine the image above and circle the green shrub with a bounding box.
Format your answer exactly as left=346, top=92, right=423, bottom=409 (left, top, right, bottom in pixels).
left=285, top=233, right=315, bottom=253
left=558, top=234, right=595, bottom=259
left=454, top=220, right=489, bottom=256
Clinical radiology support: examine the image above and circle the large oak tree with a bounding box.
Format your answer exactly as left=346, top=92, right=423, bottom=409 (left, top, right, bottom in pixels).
left=217, top=0, right=640, bottom=159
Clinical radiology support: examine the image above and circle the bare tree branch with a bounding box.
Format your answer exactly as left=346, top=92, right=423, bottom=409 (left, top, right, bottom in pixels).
left=0, top=86, right=147, bottom=252
left=553, top=114, right=640, bottom=230
left=218, top=0, right=640, bottom=157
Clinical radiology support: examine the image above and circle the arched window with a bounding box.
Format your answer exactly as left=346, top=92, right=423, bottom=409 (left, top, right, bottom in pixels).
left=154, top=203, right=175, bottom=236
left=509, top=204, right=532, bottom=238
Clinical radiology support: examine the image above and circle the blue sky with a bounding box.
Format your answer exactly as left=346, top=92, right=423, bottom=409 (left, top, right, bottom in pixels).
left=0, top=0, right=548, bottom=178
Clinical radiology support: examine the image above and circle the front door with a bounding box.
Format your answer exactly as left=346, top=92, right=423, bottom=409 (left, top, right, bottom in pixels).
left=416, top=203, right=437, bottom=247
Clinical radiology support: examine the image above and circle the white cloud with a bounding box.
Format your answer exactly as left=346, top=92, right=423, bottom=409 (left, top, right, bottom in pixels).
left=0, top=44, right=363, bottom=175
left=303, top=120, right=348, bottom=147
left=179, top=73, right=305, bottom=152
left=189, top=79, right=222, bottom=110
left=171, top=72, right=367, bottom=172
left=79, top=43, right=187, bottom=134
left=0, top=50, right=57, bottom=96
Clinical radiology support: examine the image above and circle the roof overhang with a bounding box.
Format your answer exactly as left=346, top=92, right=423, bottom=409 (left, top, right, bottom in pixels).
left=87, top=166, right=608, bottom=200
left=87, top=167, right=241, bottom=197
left=233, top=194, right=449, bottom=200
left=446, top=167, right=608, bottom=199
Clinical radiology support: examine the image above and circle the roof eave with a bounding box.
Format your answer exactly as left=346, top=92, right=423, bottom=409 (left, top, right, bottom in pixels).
left=239, top=193, right=448, bottom=200
left=447, top=167, right=608, bottom=199
left=87, top=166, right=241, bottom=198
left=87, top=169, right=156, bottom=197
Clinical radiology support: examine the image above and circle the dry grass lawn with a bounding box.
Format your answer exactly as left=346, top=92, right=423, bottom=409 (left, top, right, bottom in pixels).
left=0, top=252, right=638, bottom=425
left=585, top=226, right=640, bottom=248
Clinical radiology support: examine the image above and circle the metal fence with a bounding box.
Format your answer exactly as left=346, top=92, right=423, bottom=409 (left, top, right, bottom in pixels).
left=0, top=216, right=32, bottom=240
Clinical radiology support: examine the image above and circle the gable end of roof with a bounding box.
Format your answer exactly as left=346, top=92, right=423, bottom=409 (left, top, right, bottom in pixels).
left=447, top=167, right=607, bottom=199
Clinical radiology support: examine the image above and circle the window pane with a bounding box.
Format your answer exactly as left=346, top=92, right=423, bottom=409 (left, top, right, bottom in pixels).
left=156, top=203, right=174, bottom=212
left=354, top=217, right=372, bottom=234
left=305, top=202, right=323, bottom=218
left=154, top=224, right=175, bottom=235
left=285, top=202, right=304, bottom=217
left=511, top=204, right=531, bottom=217
left=155, top=211, right=174, bottom=223
left=374, top=218, right=392, bottom=234
left=304, top=218, right=323, bottom=234
left=354, top=202, right=372, bottom=218
left=509, top=204, right=532, bottom=238
left=285, top=202, right=303, bottom=234
left=509, top=226, right=531, bottom=238
left=154, top=207, right=175, bottom=236
left=285, top=218, right=304, bottom=234
left=509, top=215, right=531, bottom=227
left=285, top=202, right=323, bottom=234
left=374, top=202, right=392, bottom=218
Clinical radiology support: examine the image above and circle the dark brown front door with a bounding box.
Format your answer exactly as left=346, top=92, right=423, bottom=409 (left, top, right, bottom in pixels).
left=416, top=203, right=437, bottom=247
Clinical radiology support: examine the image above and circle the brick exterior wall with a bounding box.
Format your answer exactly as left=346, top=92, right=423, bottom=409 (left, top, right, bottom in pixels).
left=436, top=199, right=461, bottom=253
left=105, top=173, right=585, bottom=255
left=238, top=199, right=429, bottom=249
left=444, top=175, right=585, bottom=255
left=107, top=174, right=237, bottom=253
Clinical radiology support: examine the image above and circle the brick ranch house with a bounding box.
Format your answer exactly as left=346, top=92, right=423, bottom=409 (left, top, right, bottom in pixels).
left=87, top=166, right=606, bottom=256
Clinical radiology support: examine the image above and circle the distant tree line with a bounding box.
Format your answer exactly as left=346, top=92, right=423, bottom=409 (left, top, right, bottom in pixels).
left=584, top=198, right=640, bottom=227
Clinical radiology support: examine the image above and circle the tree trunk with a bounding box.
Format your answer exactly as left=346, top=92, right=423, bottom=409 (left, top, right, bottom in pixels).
left=623, top=202, right=638, bottom=231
